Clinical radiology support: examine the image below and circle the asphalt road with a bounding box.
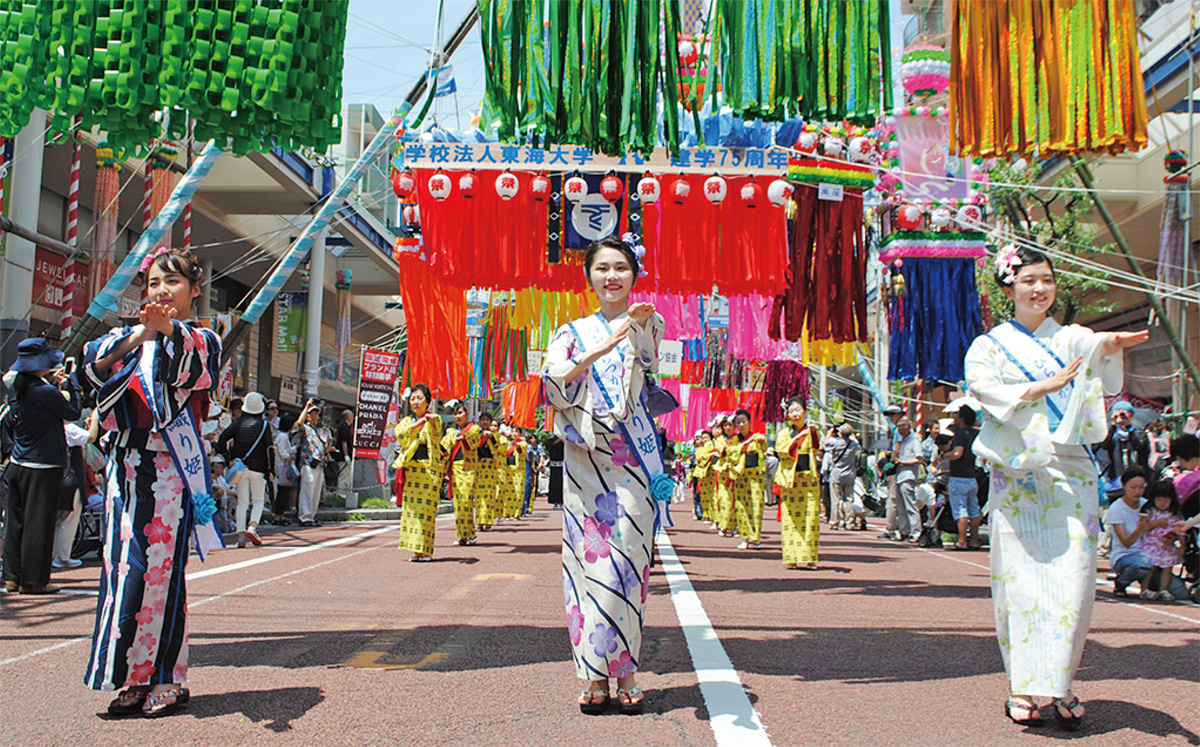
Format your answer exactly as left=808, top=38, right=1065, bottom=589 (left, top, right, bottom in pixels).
left=1, top=507, right=1197, bottom=746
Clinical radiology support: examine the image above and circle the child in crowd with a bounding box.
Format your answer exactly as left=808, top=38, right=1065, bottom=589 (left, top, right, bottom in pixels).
left=1141, top=481, right=1186, bottom=601
left=211, top=456, right=236, bottom=535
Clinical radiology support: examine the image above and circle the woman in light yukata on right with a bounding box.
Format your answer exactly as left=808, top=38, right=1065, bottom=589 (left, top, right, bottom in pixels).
left=963, top=244, right=1147, bottom=730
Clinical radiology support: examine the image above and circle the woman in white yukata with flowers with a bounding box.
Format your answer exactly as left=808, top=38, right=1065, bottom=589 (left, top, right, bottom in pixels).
left=83, top=248, right=221, bottom=719
left=544, top=236, right=667, bottom=716
left=964, top=245, right=1147, bottom=730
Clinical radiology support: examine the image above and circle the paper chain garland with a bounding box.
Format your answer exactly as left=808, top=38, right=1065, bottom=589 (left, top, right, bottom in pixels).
left=0, top=0, right=348, bottom=154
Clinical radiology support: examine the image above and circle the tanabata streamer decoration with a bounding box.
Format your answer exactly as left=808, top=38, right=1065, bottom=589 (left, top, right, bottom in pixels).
left=0, top=0, right=348, bottom=154
left=900, top=44, right=950, bottom=98
left=769, top=182, right=869, bottom=367
left=948, top=0, right=1148, bottom=158
left=645, top=174, right=790, bottom=296
left=712, top=0, right=893, bottom=124
left=501, top=377, right=542, bottom=429
left=396, top=252, right=468, bottom=400
left=1158, top=150, right=1188, bottom=317
left=477, top=0, right=683, bottom=156
left=880, top=231, right=985, bottom=382
left=759, top=360, right=809, bottom=423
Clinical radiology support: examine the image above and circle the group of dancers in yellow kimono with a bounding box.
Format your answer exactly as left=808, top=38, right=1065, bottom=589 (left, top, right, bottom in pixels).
left=689, top=398, right=822, bottom=570
left=391, top=386, right=533, bottom=561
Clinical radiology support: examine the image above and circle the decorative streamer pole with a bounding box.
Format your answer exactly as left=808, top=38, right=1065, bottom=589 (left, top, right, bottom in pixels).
left=220, top=2, right=480, bottom=365
left=182, top=122, right=193, bottom=249
left=90, top=143, right=121, bottom=304
left=60, top=125, right=82, bottom=340
left=0, top=136, right=7, bottom=240
left=61, top=140, right=222, bottom=358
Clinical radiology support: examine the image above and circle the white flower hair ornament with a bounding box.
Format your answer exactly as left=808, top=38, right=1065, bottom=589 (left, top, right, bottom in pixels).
left=995, top=244, right=1022, bottom=285
left=402, top=387, right=412, bottom=400
left=622, top=232, right=648, bottom=277
left=444, top=398, right=461, bottom=411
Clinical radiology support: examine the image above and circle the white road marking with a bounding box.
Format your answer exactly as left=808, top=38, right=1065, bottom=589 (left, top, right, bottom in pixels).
left=0, top=523, right=400, bottom=669
left=656, top=531, right=772, bottom=747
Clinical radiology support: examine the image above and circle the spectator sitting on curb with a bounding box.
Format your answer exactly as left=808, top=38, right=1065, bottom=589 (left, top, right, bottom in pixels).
left=1107, top=466, right=1191, bottom=600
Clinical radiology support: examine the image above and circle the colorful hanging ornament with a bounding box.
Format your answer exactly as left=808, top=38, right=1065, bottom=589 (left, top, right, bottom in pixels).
left=530, top=173, right=551, bottom=201
left=678, top=38, right=699, bottom=66
left=767, top=179, right=793, bottom=206
left=495, top=170, right=519, bottom=200
left=1158, top=149, right=1189, bottom=316
left=795, top=128, right=819, bottom=154
left=895, top=203, right=923, bottom=230
left=600, top=173, right=624, bottom=202
left=564, top=174, right=588, bottom=201
left=703, top=174, right=727, bottom=203
left=428, top=171, right=452, bottom=200
left=637, top=173, right=662, bottom=204
left=900, top=44, right=951, bottom=97
left=392, top=169, right=416, bottom=199
left=459, top=171, right=480, bottom=198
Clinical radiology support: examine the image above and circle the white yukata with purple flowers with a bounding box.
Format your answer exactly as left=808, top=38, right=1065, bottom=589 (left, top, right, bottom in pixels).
left=544, top=311, right=664, bottom=682
left=964, top=318, right=1121, bottom=698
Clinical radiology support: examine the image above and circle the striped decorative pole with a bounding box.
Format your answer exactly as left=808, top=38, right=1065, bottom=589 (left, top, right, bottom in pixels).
left=182, top=122, right=193, bottom=249
left=0, top=136, right=7, bottom=239
left=60, top=126, right=82, bottom=339
left=143, top=159, right=154, bottom=233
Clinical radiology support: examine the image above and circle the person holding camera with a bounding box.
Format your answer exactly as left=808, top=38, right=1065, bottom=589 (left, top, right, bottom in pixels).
left=295, top=399, right=331, bottom=527
left=1, top=338, right=83, bottom=594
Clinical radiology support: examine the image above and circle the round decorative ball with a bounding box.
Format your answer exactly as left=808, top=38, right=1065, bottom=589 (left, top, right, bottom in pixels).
left=930, top=207, right=953, bottom=228
left=678, top=39, right=699, bottom=66
left=900, top=43, right=950, bottom=97
left=895, top=203, right=923, bottom=230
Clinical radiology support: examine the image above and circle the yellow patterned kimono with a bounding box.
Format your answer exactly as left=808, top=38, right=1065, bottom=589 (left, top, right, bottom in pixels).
left=730, top=433, right=767, bottom=544
left=693, top=442, right=717, bottom=521
left=775, top=424, right=822, bottom=565
left=507, top=439, right=529, bottom=517
left=442, top=424, right=482, bottom=541
left=394, top=415, right=444, bottom=555
left=493, top=433, right=516, bottom=520
left=712, top=436, right=736, bottom=532
left=473, top=430, right=500, bottom=527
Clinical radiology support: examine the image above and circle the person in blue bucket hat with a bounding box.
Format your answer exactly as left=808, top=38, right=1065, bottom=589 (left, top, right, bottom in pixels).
left=1097, top=399, right=1150, bottom=502
left=2, top=337, right=82, bottom=594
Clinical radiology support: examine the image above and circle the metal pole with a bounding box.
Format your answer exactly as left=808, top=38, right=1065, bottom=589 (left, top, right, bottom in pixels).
left=220, top=4, right=480, bottom=365
left=0, top=110, right=46, bottom=368
left=304, top=227, right=328, bottom=398
left=61, top=140, right=223, bottom=358
left=1184, top=1, right=1198, bottom=426
left=1070, top=156, right=1200, bottom=401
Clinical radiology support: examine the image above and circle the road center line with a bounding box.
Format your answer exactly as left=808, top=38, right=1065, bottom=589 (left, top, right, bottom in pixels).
left=656, top=531, right=772, bottom=747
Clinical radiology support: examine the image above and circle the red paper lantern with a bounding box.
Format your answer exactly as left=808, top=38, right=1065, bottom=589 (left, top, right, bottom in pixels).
left=795, top=129, right=819, bottom=154
left=428, top=172, right=452, bottom=201
left=637, top=173, right=661, bottom=204
left=391, top=169, right=416, bottom=199
left=402, top=203, right=420, bottom=226
left=495, top=171, right=519, bottom=200
left=564, top=175, right=588, bottom=201
left=600, top=174, right=624, bottom=202
left=530, top=174, right=551, bottom=201
left=895, top=203, right=923, bottom=230
left=703, top=174, right=727, bottom=203
left=740, top=181, right=763, bottom=206
left=458, top=171, right=479, bottom=199
left=670, top=176, right=691, bottom=204
left=767, top=179, right=793, bottom=206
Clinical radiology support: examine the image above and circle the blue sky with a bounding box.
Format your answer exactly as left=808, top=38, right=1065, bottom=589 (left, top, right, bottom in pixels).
left=342, top=0, right=487, bottom=125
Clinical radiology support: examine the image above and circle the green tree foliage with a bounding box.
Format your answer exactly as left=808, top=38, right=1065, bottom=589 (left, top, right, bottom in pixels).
left=981, top=162, right=1114, bottom=326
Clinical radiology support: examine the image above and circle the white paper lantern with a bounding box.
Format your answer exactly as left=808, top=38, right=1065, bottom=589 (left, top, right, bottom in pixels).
left=495, top=171, right=520, bottom=200
left=636, top=174, right=661, bottom=204
left=703, top=174, right=727, bottom=203
left=767, top=179, right=793, bottom=206
left=564, top=175, right=589, bottom=201
left=847, top=136, right=875, bottom=163
left=930, top=207, right=953, bottom=228
left=955, top=204, right=982, bottom=227
left=428, top=172, right=452, bottom=201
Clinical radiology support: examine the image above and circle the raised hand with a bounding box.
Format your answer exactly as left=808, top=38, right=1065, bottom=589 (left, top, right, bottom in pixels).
left=139, top=302, right=177, bottom=336
left=628, top=302, right=655, bottom=327
left=1101, top=330, right=1150, bottom=357
left=599, top=318, right=634, bottom=354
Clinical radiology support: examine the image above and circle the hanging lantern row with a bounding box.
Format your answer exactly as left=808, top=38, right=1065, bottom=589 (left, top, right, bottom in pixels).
left=413, top=168, right=793, bottom=210
left=893, top=201, right=984, bottom=231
